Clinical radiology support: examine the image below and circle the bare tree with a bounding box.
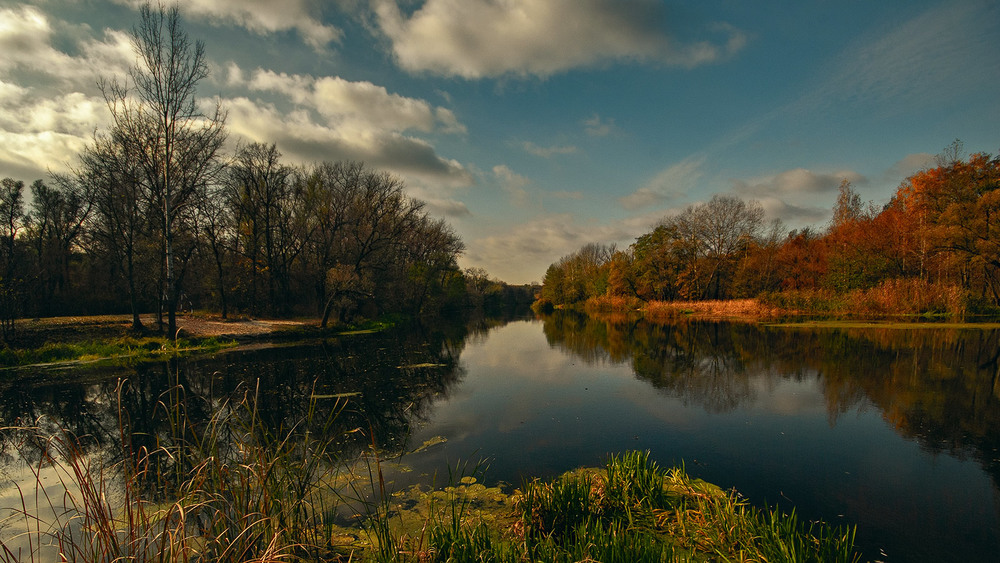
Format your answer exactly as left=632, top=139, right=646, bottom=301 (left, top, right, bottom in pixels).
left=0, top=178, right=25, bottom=340
left=26, top=179, right=92, bottom=315
left=100, top=2, right=226, bottom=334
left=225, top=143, right=296, bottom=315
left=80, top=133, right=153, bottom=330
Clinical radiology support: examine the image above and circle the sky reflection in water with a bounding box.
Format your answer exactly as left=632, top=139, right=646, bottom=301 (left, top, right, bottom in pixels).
left=401, top=317, right=1000, bottom=563
left=1, top=314, right=998, bottom=562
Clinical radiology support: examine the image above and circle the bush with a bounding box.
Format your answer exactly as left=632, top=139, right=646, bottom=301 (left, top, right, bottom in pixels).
left=531, top=297, right=555, bottom=314
left=584, top=294, right=642, bottom=313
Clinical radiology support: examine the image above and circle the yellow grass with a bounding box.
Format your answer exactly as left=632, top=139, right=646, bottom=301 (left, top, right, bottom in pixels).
left=642, top=298, right=783, bottom=321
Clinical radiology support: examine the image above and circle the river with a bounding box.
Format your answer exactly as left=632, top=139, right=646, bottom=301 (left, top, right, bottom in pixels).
left=1, top=311, right=998, bottom=562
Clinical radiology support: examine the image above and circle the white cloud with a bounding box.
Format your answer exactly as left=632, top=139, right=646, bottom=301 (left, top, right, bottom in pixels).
left=583, top=114, right=618, bottom=138
left=371, top=0, right=746, bottom=78
left=620, top=156, right=705, bottom=210
left=0, top=7, right=133, bottom=179
left=417, top=197, right=471, bottom=218
left=886, top=153, right=935, bottom=181
left=221, top=64, right=471, bottom=185
left=245, top=68, right=464, bottom=135
left=732, top=168, right=866, bottom=197
left=492, top=164, right=530, bottom=207
left=0, top=6, right=133, bottom=85
left=522, top=141, right=578, bottom=158
left=755, top=197, right=829, bottom=227
left=115, top=0, right=341, bottom=49
left=222, top=96, right=472, bottom=186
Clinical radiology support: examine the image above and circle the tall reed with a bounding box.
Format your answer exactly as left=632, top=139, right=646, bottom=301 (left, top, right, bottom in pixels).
left=1, top=378, right=354, bottom=562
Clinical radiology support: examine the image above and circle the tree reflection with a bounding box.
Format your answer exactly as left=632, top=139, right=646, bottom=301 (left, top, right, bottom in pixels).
left=0, top=321, right=476, bottom=480
left=541, top=311, right=1000, bottom=487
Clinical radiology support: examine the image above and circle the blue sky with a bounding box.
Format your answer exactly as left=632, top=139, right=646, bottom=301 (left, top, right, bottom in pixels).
left=1, top=0, right=998, bottom=283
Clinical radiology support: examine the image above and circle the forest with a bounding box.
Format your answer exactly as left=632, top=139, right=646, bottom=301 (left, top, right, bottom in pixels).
left=538, top=142, right=1000, bottom=318
left=0, top=5, right=527, bottom=343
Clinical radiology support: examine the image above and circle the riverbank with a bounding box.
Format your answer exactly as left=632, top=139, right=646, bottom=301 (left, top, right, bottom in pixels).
left=565, top=285, right=1000, bottom=324
left=0, top=314, right=321, bottom=368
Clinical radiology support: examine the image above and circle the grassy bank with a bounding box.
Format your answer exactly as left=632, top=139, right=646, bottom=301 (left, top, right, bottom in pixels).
left=1, top=385, right=863, bottom=562
left=570, top=279, right=999, bottom=323
left=0, top=313, right=408, bottom=368
left=0, top=334, right=236, bottom=368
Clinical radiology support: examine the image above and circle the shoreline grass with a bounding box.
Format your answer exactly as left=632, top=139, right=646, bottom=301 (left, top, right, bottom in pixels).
left=0, top=379, right=865, bottom=562
left=0, top=335, right=237, bottom=368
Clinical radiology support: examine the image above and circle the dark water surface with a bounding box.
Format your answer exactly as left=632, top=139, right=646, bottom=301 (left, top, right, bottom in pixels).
left=2, top=312, right=999, bottom=562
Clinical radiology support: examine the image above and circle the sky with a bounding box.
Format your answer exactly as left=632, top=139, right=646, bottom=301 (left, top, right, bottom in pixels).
left=1, top=0, right=998, bottom=284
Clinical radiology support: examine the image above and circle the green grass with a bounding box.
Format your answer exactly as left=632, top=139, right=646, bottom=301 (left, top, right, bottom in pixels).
left=0, top=335, right=236, bottom=367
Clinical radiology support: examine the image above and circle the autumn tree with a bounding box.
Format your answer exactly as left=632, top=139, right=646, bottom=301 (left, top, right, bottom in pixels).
left=895, top=147, right=1000, bottom=303
left=772, top=228, right=827, bottom=290
left=824, top=180, right=896, bottom=291
left=652, top=195, right=764, bottom=300
left=630, top=223, right=689, bottom=301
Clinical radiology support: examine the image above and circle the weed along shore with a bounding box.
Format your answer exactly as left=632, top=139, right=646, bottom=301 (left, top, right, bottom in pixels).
left=0, top=313, right=398, bottom=369
left=1, top=390, right=863, bottom=563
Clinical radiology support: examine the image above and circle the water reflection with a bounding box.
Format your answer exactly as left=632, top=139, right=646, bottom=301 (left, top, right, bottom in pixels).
left=0, top=319, right=485, bottom=482
left=543, top=311, right=1000, bottom=488
left=2, top=312, right=999, bottom=561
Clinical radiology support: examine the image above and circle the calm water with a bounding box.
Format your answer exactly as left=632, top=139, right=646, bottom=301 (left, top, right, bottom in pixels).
left=2, top=312, right=999, bottom=562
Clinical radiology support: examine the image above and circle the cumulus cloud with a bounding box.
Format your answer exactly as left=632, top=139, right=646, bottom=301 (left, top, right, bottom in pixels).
left=114, top=0, right=341, bottom=49
left=620, top=156, right=705, bottom=210
left=371, top=0, right=746, bottom=78
left=0, top=6, right=133, bottom=179
left=221, top=65, right=471, bottom=184
left=0, top=6, right=133, bottom=85
left=223, top=96, right=472, bottom=185
left=732, top=168, right=866, bottom=197
left=420, top=197, right=471, bottom=218
left=244, top=68, right=465, bottom=135
left=886, top=152, right=935, bottom=181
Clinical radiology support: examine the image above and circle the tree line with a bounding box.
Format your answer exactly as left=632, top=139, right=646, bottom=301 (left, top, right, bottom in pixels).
left=538, top=141, right=1000, bottom=316
left=0, top=4, right=527, bottom=342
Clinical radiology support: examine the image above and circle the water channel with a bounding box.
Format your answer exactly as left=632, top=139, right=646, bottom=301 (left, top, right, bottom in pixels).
left=1, top=311, right=999, bottom=561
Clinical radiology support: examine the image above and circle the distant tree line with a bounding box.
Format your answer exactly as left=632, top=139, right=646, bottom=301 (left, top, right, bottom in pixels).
left=538, top=142, right=1000, bottom=315
left=0, top=4, right=529, bottom=342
